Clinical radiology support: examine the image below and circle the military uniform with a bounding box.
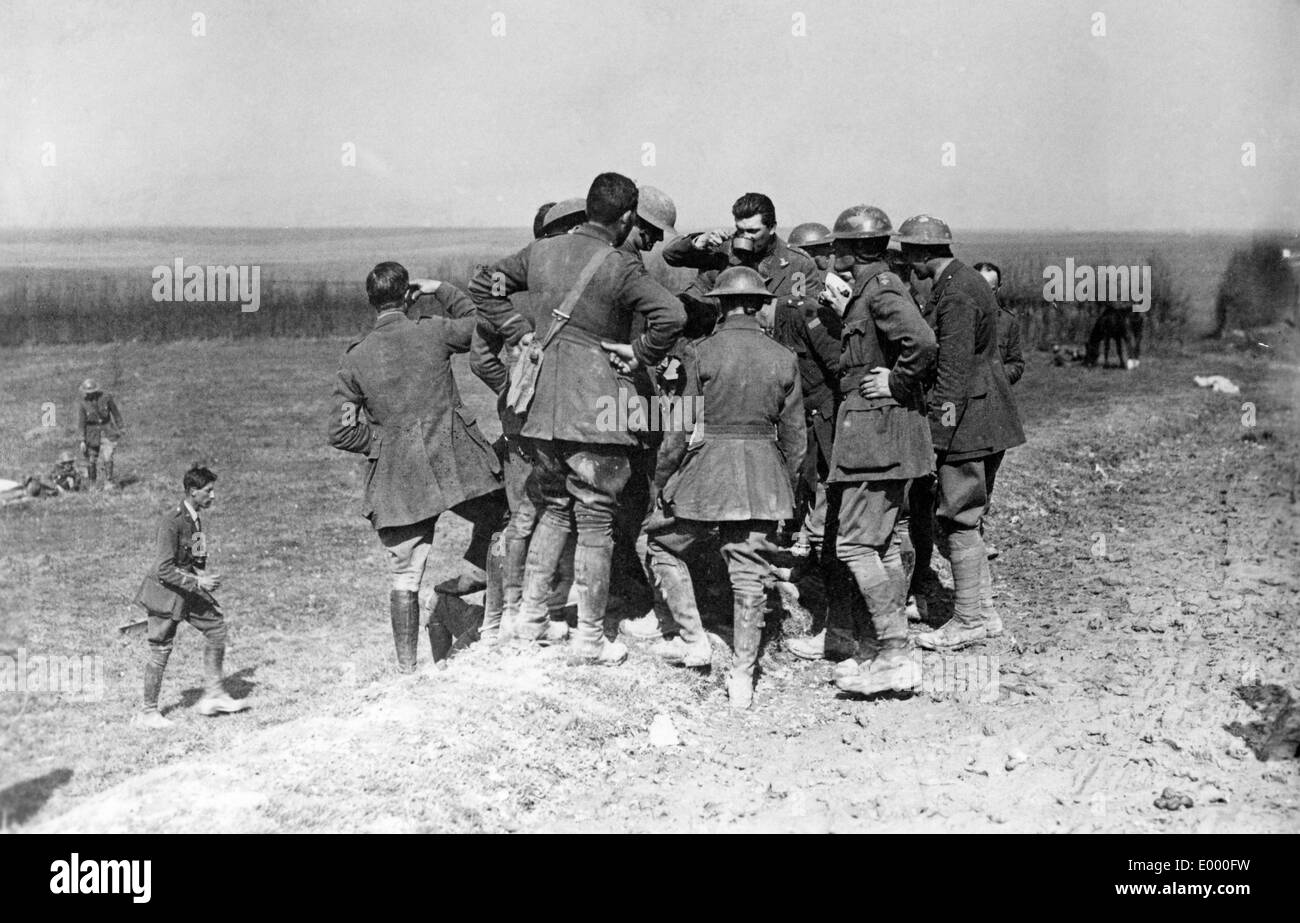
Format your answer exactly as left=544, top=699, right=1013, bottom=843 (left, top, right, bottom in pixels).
left=50, top=460, right=83, bottom=493
left=78, top=391, right=123, bottom=484
left=771, top=301, right=840, bottom=542
left=826, top=261, right=936, bottom=678
left=916, top=259, right=1025, bottom=650
left=647, top=311, right=805, bottom=701
left=663, top=232, right=824, bottom=317
left=469, top=222, right=684, bottom=658
left=469, top=292, right=574, bottom=640
left=330, top=309, right=507, bottom=669
left=132, top=500, right=242, bottom=719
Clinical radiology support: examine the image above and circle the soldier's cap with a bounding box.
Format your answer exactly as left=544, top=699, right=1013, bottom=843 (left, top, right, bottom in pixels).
left=704, top=266, right=774, bottom=299
left=57, top=451, right=75, bottom=464
left=542, top=198, right=587, bottom=234
left=80, top=378, right=100, bottom=394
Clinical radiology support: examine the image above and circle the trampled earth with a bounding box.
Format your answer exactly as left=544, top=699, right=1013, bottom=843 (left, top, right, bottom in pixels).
left=1, top=333, right=1297, bottom=833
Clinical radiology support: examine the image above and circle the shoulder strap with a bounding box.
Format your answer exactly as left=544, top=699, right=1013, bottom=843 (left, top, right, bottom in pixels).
left=536, top=247, right=615, bottom=350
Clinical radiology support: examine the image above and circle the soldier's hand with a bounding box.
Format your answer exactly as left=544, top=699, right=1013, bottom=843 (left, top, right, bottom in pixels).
left=858, top=367, right=893, bottom=400
left=600, top=341, right=639, bottom=373
left=196, top=573, right=222, bottom=592
left=405, top=279, right=443, bottom=301
left=693, top=228, right=731, bottom=251
left=79, top=441, right=87, bottom=457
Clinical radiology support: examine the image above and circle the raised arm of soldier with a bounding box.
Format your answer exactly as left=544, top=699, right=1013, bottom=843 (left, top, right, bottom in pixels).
left=407, top=278, right=476, bottom=319
left=467, top=246, right=535, bottom=346
left=662, top=227, right=733, bottom=270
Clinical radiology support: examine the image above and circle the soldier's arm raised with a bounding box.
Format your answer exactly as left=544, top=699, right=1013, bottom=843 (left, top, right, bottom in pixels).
left=777, top=353, right=807, bottom=492
left=442, top=315, right=477, bottom=354
left=469, top=317, right=509, bottom=395
left=468, top=246, right=533, bottom=345
left=434, top=282, right=475, bottom=319
left=328, top=364, right=373, bottom=455
left=662, top=232, right=728, bottom=270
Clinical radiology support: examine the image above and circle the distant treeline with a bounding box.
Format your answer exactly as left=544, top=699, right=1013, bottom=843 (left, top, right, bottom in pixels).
left=0, top=243, right=1257, bottom=349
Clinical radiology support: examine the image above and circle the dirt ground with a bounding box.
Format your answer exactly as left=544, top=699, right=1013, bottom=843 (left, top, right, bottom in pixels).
left=2, top=331, right=1298, bottom=833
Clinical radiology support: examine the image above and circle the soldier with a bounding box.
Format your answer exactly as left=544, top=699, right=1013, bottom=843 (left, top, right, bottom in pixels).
left=663, top=192, right=823, bottom=319
left=615, top=185, right=688, bottom=639
left=77, top=378, right=123, bottom=487
left=470, top=204, right=578, bottom=644
left=50, top=451, right=84, bottom=493
left=789, top=222, right=835, bottom=274
left=329, top=262, right=507, bottom=672
left=647, top=266, right=805, bottom=708
left=895, top=217, right=1025, bottom=652
left=974, top=261, right=1025, bottom=386
left=816, top=206, right=937, bottom=697
left=469, top=172, right=684, bottom=665
left=130, top=465, right=248, bottom=728
left=974, top=260, right=1022, bottom=561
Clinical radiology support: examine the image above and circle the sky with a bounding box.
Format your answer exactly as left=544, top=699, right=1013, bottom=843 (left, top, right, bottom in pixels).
left=2, top=0, right=1296, bottom=231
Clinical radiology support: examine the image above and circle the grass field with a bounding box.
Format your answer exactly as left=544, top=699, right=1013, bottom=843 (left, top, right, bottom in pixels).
left=1, top=324, right=1297, bottom=832
left=0, top=227, right=1264, bottom=346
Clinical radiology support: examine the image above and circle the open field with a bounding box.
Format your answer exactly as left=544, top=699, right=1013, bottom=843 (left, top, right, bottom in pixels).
left=0, top=227, right=1263, bottom=345
left=1, top=329, right=1297, bottom=832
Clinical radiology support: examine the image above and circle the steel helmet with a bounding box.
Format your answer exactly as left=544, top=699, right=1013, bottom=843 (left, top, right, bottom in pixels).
left=637, top=186, right=678, bottom=237
left=542, top=198, right=587, bottom=235
left=895, top=214, right=956, bottom=246
left=789, top=222, right=833, bottom=249
left=80, top=378, right=100, bottom=394
left=704, top=266, right=773, bottom=299
left=58, top=451, right=75, bottom=464
left=831, top=206, right=893, bottom=240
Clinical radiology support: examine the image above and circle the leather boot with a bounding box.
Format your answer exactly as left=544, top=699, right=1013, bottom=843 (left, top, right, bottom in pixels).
left=500, top=533, right=529, bottom=638
left=426, top=608, right=453, bottom=665
left=478, top=533, right=506, bottom=644
left=102, top=457, right=114, bottom=485
left=915, top=530, right=989, bottom=651
left=646, top=548, right=710, bottom=666
left=87, top=460, right=97, bottom=484
left=835, top=550, right=919, bottom=695
left=570, top=539, right=626, bottom=665
left=390, top=589, right=420, bottom=672
left=135, top=645, right=173, bottom=728
left=727, top=593, right=766, bottom=709
left=197, top=641, right=249, bottom=714
left=516, top=521, right=571, bottom=644
left=546, top=533, right=576, bottom=620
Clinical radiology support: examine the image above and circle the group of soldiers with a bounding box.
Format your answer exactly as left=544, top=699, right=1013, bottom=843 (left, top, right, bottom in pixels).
left=327, top=171, right=1025, bottom=709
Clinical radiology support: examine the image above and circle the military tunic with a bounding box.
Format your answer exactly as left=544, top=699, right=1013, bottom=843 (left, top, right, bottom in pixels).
left=649, top=312, right=805, bottom=600
left=923, top=260, right=1026, bottom=532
